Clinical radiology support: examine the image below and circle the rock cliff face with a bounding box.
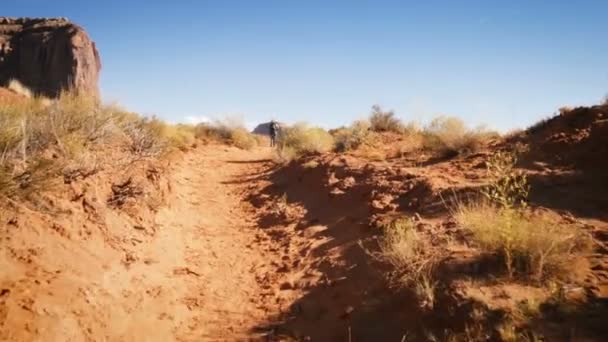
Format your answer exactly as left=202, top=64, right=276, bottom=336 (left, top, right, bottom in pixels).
left=0, top=17, right=101, bottom=97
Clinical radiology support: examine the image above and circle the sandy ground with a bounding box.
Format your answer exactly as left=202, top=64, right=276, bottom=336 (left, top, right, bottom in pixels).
left=0, top=145, right=305, bottom=341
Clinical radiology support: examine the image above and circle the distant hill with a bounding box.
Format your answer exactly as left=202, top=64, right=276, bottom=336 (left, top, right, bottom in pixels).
left=252, top=121, right=285, bottom=135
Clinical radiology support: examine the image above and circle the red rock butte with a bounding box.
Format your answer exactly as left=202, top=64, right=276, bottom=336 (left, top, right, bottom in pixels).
left=0, top=17, right=101, bottom=97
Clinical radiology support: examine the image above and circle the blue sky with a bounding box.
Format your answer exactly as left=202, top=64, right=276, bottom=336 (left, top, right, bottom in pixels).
left=4, top=0, right=608, bottom=131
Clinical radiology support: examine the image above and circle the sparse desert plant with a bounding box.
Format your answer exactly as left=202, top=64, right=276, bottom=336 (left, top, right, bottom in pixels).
left=164, top=124, right=197, bottom=151
left=457, top=150, right=590, bottom=280
left=423, top=116, right=496, bottom=156
left=229, top=127, right=258, bottom=150
left=333, top=119, right=371, bottom=152
left=388, top=131, right=425, bottom=158
left=194, top=118, right=257, bottom=149
left=276, top=123, right=334, bottom=162
left=456, top=202, right=591, bottom=281
left=481, top=151, right=530, bottom=210
left=122, top=117, right=170, bottom=157
left=369, top=105, right=406, bottom=133
left=0, top=91, right=183, bottom=199
left=375, top=218, right=441, bottom=308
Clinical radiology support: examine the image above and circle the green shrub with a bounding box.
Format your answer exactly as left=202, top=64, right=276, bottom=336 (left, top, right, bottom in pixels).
left=481, top=151, right=530, bottom=210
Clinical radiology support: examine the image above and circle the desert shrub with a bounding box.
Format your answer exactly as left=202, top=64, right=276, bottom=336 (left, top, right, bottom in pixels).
left=194, top=118, right=257, bottom=150
left=333, top=120, right=371, bottom=152
left=0, top=90, right=180, bottom=198
left=457, top=150, right=590, bottom=281
left=375, top=218, right=440, bottom=308
left=456, top=203, right=591, bottom=281
left=387, top=131, right=425, bottom=158
left=230, top=127, right=258, bottom=150
left=423, top=116, right=496, bottom=155
left=276, top=123, right=334, bottom=162
left=369, top=105, right=406, bottom=133
left=194, top=122, right=223, bottom=141
left=166, top=124, right=197, bottom=150
left=481, top=151, right=529, bottom=209
left=121, top=117, right=170, bottom=157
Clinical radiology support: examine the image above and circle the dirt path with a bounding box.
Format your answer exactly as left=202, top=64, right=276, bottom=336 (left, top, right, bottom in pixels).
left=1, top=144, right=374, bottom=341
left=151, top=145, right=283, bottom=340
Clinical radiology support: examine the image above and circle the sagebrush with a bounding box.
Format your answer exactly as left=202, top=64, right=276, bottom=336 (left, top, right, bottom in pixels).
left=276, top=123, right=334, bottom=162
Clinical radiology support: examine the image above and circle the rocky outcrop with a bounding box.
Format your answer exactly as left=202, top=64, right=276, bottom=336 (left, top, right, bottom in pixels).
left=252, top=121, right=285, bottom=135
left=0, top=17, right=101, bottom=97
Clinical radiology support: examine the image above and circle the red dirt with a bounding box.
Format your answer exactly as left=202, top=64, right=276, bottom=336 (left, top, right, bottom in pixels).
left=1, top=104, right=607, bottom=341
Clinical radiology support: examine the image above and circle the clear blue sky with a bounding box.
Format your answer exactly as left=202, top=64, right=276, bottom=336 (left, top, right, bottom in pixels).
left=4, top=0, right=608, bottom=131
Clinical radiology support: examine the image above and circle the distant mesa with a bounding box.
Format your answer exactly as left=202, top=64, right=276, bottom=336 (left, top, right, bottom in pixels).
left=252, top=121, right=285, bottom=136
left=0, top=17, right=101, bottom=98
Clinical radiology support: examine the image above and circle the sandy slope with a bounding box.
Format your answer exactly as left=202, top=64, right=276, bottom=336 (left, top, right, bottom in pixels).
left=153, top=146, right=278, bottom=340
left=0, top=145, right=300, bottom=341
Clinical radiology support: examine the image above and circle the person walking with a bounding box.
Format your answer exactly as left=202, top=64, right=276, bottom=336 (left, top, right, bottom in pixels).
left=269, top=120, right=280, bottom=147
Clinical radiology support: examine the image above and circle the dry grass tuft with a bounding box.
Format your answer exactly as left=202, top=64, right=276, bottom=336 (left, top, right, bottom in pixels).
left=369, top=105, right=407, bottom=133
left=456, top=151, right=591, bottom=281
left=422, top=116, right=497, bottom=156
left=0, top=89, right=192, bottom=199
left=194, top=118, right=258, bottom=150
left=276, top=123, right=334, bottom=162
left=375, top=218, right=442, bottom=308
left=456, top=203, right=591, bottom=281
left=332, top=120, right=371, bottom=152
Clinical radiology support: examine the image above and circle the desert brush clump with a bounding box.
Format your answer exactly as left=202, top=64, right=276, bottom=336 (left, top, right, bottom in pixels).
left=275, top=123, right=334, bottom=162
left=0, top=89, right=192, bottom=199
left=456, top=150, right=591, bottom=281
left=194, top=118, right=258, bottom=150
left=481, top=150, right=530, bottom=209
left=332, top=120, right=371, bottom=152
left=422, top=116, right=497, bottom=156
left=374, top=217, right=442, bottom=309
left=369, top=105, right=407, bottom=133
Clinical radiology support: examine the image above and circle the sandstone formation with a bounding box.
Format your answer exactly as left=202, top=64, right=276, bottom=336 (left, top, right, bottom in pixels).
left=252, top=121, right=285, bottom=135
left=0, top=17, right=101, bottom=97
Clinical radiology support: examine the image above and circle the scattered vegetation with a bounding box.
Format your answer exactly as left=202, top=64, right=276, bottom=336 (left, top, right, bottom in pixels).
left=456, top=151, right=591, bottom=281
left=481, top=150, right=530, bottom=209
left=332, top=119, right=371, bottom=152
left=332, top=106, right=497, bottom=159
left=0, top=90, right=197, bottom=199
left=369, top=105, right=406, bottom=133
left=275, top=123, right=334, bottom=162
left=422, top=116, right=496, bottom=156
left=456, top=202, right=590, bottom=281
left=195, top=118, right=258, bottom=150
left=375, top=218, right=441, bottom=309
